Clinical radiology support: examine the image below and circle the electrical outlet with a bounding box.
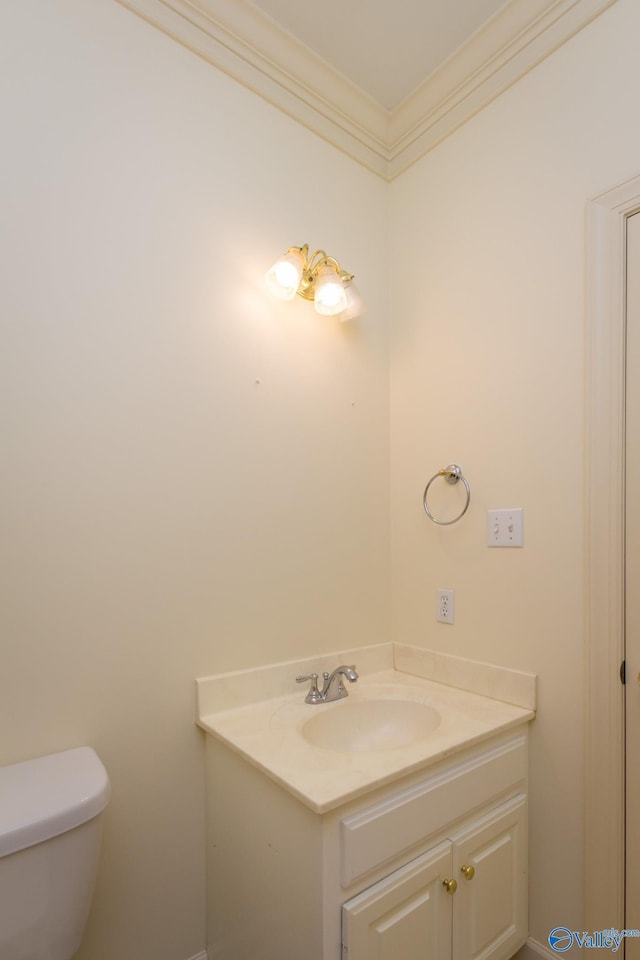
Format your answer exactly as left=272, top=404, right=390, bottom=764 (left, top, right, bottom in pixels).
left=437, top=588, right=455, bottom=624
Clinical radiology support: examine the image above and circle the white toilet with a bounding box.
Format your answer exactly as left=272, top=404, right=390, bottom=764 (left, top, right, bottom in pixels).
left=0, top=746, right=110, bottom=960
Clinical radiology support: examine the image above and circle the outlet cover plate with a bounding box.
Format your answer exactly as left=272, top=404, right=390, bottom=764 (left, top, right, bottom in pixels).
left=437, top=588, right=455, bottom=623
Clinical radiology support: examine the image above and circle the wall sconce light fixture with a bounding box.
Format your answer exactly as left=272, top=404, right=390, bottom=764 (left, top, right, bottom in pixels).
left=265, top=244, right=364, bottom=320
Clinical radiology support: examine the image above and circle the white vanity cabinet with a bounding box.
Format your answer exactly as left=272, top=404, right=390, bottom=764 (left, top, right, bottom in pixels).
left=204, top=725, right=529, bottom=960
left=342, top=793, right=527, bottom=960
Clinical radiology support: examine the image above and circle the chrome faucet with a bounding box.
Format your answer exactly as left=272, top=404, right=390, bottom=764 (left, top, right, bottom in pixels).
left=296, top=665, right=359, bottom=704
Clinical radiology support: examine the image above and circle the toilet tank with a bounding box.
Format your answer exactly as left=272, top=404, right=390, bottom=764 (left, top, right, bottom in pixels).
left=0, top=747, right=110, bottom=960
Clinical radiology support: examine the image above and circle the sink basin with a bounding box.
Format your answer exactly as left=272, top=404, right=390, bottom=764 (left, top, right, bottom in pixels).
left=301, top=698, right=442, bottom=752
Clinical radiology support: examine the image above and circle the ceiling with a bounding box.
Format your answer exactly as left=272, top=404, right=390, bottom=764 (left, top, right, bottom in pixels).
left=248, top=0, right=509, bottom=111
left=118, top=0, right=617, bottom=178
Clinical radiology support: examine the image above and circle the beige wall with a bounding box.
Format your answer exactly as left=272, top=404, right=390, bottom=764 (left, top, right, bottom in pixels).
left=390, top=0, right=640, bottom=944
left=4, top=0, right=640, bottom=957
left=0, top=2, right=389, bottom=958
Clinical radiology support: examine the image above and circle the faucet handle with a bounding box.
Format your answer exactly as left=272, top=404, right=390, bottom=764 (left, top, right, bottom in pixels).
left=296, top=673, right=324, bottom=705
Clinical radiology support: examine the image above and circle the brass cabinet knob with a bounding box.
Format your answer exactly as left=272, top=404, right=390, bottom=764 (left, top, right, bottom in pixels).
left=442, top=878, right=458, bottom=894
left=461, top=864, right=475, bottom=880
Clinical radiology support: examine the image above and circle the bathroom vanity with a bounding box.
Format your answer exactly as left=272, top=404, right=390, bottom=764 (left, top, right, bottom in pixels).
left=196, top=643, right=535, bottom=960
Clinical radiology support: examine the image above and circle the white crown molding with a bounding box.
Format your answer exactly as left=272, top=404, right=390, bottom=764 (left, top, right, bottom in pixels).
left=116, top=0, right=618, bottom=180
left=388, top=0, right=619, bottom=178
left=116, top=0, right=390, bottom=177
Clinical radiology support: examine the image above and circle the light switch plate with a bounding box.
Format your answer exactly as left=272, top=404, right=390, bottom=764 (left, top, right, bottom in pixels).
left=487, top=508, right=524, bottom=547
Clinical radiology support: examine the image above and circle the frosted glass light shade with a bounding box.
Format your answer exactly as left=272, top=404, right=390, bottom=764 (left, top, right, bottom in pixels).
left=313, top=264, right=347, bottom=316
left=339, top=279, right=365, bottom=321
left=265, top=249, right=304, bottom=300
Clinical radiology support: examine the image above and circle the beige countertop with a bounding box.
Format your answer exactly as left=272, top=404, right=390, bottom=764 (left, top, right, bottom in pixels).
left=197, top=665, right=534, bottom=813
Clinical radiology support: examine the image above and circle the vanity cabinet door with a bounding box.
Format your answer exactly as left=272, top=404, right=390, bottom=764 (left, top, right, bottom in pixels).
left=451, top=795, right=527, bottom=960
left=341, top=842, right=453, bottom=960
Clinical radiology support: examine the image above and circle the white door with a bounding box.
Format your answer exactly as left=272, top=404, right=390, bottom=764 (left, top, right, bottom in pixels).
left=626, top=210, right=640, bottom=954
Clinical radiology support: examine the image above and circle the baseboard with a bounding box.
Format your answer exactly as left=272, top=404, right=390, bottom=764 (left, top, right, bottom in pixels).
left=512, top=937, right=558, bottom=960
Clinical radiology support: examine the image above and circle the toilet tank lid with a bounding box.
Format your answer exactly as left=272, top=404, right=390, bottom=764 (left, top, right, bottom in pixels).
left=0, top=747, right=110, bottom=857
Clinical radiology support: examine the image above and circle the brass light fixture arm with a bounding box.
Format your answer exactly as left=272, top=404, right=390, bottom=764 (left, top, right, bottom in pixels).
left=288, top=244, right=355, bottom=301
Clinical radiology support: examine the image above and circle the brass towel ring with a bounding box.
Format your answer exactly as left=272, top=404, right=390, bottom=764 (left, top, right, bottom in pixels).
left=423, top=464, right=471, bottom=526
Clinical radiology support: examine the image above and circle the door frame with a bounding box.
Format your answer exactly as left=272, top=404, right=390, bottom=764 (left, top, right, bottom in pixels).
left=586, top=174, right=640, bottom=929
